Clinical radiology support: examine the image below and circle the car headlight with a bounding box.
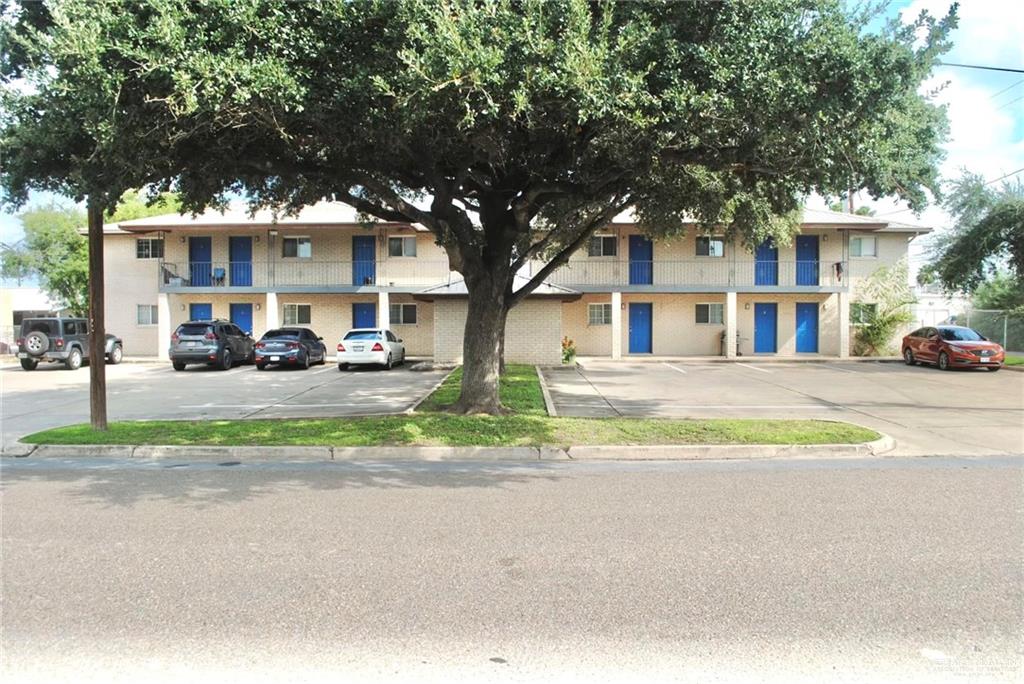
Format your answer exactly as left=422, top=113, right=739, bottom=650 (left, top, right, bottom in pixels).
left=947, top=345, right=967, bottom=353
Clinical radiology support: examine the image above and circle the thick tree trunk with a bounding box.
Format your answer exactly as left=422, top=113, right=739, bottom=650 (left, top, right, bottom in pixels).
left=451, top=276, right=509, bottom=414
left=87, top=200, right=108, bottom=430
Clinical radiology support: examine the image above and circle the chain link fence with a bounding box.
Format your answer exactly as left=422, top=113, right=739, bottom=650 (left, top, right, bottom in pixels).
left=954, top=309, right=1024, bottom=353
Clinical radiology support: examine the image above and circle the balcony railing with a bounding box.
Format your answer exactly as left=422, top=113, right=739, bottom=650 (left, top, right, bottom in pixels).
left=546, top=260, right=847, bottom=288
left=160, top=260, right=455, bottom=289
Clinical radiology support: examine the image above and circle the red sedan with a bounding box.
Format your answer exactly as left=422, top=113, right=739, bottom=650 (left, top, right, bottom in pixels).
left=902, top=325, right=1004, bottom=371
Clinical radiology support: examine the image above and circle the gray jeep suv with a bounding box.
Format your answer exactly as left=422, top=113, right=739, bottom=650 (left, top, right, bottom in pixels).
left=17, top=317, right=124, bottom=371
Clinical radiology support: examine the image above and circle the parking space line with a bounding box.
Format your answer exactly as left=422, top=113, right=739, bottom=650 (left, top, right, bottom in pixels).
left=735, top=362, right=773, bottom=374
left=662, top=362, right=687, bottom=375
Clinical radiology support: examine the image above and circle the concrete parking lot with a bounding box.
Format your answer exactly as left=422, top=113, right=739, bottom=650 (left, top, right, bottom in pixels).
left=0, top=361, right=448, bottom=446
left=543, top=360, right=1024, bottom=456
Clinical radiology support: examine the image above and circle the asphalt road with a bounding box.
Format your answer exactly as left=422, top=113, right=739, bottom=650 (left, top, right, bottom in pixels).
left=0, top=362, right=446, bottom=446
left=2, top=455, right=1021, bottom=683
left=544, top=361, right=1024, bottom=456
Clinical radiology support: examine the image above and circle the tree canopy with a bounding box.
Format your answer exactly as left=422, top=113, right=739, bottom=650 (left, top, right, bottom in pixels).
left=2, top=0, right=957, bottom=412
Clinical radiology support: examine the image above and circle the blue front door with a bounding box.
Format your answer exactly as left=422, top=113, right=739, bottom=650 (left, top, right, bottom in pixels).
left=755, top=240, right=778, bottom=286
left=230, top=303, right=254, bottom=335
left=795, top=302, right=819, bottom=353
left=189, top=236, right=212, bottom=286
left=352, top=235, right=376, bottom=285
left=754, top=303, right=777, bottom=353
left=795, top=235, right=819, bottom=286
left=229, top=236, right=253, bottom=286
left=352, top=303, right=376, bottom=328
left=629, top=235, right=653, bottom=285
left=189, top=302, right=212, bottom=321
left=628, top=303, right=653, bottom=353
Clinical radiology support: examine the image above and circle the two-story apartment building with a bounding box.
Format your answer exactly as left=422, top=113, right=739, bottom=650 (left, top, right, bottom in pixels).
left=101, top=202, right=927, bottom=363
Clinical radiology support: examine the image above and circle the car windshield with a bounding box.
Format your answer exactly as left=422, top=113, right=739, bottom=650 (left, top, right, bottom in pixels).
left=262, top=329, right=300, bottom=340
left=940, top=328, right=984, bottom=342
left=21, top=320, right=58, bottom=335
left=344, top=331, right=381, bottom=340
left=178, top=324, right=211, bottom=336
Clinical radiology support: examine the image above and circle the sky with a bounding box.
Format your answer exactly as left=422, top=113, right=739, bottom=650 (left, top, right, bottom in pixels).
left=2, top=0, right=1022, bottom=284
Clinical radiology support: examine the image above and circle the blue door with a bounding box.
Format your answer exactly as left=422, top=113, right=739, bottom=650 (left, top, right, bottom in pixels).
left=628, top=303, right=653, bottom=353
left=352, top=303, right=376, bottom=328
left=189, top=302, right=213, bottom=321
left=755, top=240, right=778, bottom=286
left=795, top=302, right=819, bottom=353
left=754, top=303, right=777, bottom=353
left=230, top=303, right=254, bottom=335
left=629, top=235, right=653, bottom=285
left=352, top=235, right=376, bottom=285
left=229, top=236, right=253, bottom=286
left=795, top=235, right=819, bottom=286
left=189, top=236, right=212, bottom=286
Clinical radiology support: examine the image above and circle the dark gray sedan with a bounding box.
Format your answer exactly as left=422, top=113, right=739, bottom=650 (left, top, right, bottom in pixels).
left=254, top=328, right=327, bottom=370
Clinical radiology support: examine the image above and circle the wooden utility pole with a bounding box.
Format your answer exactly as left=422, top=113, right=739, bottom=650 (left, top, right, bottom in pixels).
left=87, top=198, right=107, bottom=430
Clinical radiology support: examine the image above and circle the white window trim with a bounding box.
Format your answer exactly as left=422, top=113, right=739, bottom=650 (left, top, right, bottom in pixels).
left=695, top=236, right=726, bottom=259
left=587, top=302, right=613, bottom=326
left=588, top=235, right=618, bottom=259
left=389, top=303, right=418, bottom=325
left=850, top=302, right=878, bottom=327
left=136, top=304, right=159, bottom=326
left=282, top=236, right=313, bottom=259
left=695, top=302, right=725, bottom=325
left=283, top=303, right=312, bottom=325
left=850, top=236, right=878, bottom=259
left=388, top=236, right=418, bottom=258
left=135, top=238, right=164, bottom=260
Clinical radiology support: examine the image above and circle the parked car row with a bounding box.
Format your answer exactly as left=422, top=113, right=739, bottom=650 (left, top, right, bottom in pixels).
left=168, top=319, right=406, bottom=372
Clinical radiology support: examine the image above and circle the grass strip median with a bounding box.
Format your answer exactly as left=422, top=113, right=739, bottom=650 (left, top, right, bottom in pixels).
left=21, top=365, right=879, bottom=447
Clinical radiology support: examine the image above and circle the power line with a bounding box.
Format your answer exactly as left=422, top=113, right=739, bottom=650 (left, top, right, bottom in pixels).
left=984, top=167, right=1024, bottom=186
left=990, top=78, right=1024, bottom=99
left=936, top=61, right=1024, bottom=74
left=994, top=94, right=1024, bottom=112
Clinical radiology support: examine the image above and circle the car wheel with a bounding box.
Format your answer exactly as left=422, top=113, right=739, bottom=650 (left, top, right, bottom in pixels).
left=172, top=361, right=186, bottom=371
left=247, top=349, right=256, bottom=365
left=219, top=348, right=232, bottom=370
left=384, top=353, right=392, bottom=370
left=65, top=347, right=83, bottom=371
left=24, top=331, right=48, bottom=358
left=338, top=363, right=347, bottom=372
left=988, top=365, right=1001, bottom=372
left=256, top=363, right=267, bottom=371
left=302, top=353, right=310, bottom=370
left=20, top=358, right=38, bottom=371
left=107, top=344, right=123, bottom=365
left=903, top=348, right=915, bottom=366
left=938, top=351, right=951, bottom=371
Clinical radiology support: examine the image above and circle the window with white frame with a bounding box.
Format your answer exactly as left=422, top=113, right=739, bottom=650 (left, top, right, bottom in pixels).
left=850, top=302, right=878, bottom=325
left=587, top=235, right=617, bottom=257
left=588, top=303, right=613, bottom=325
left=135, top=238, right=164, bottom=259
left=388, top=236, right=417, bottom=257
left=850, top=236, right=877, bottom=258
left=389, top=303, right=417, bottom=324
left=136, top=304, right=159, bottom=325
left=695, top=303, right=724, bottom=324
left=283, top=303, right=312, bottom=325
left=282, top=236, right=312, bottom=258
left=695, top=236, right=725, bottom=257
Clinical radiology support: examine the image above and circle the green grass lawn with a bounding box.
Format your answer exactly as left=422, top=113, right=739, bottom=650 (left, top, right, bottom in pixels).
left=22, top=364, right=880, bottom=447
left=1003, top=355, right=1023, bottom=366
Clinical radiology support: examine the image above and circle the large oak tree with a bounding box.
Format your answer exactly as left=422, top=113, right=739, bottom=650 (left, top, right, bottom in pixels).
left=4, top=0, right=955, bottom=414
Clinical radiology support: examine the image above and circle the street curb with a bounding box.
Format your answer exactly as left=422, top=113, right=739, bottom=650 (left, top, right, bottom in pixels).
left=536, top=365, right=558, bottom=417
left=7, top=435, right=893, bottom=462
left=405, top=366, right=458, bottom=414
left=566, top=434, right=895, bottom=460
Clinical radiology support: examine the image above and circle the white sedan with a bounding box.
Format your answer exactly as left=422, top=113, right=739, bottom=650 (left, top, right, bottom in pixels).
left=336, top=328, right=406, bottom=370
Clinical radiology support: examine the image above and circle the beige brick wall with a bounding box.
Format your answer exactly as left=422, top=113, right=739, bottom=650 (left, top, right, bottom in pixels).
left=388, top=293, right=434, bottom=356
left=433, top=298, right=562, bottom=365
left=167, top=293, right=268, bottom=336
left=104, top=235, right=161, bottom=356
left=623, top=293, right=728, bottom=356
left=562, top=294, right=614, bottom=356
left=736, top=293, right=840, bottom=356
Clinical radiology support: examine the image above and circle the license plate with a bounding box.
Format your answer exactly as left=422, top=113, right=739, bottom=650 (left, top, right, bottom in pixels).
left=271, top=356, right=280, bottom=361
left=353, top=345, right=364, bottom=352
left=187, top=341, right=197, bottom=347
left=979, top=357, right=990, bottom=362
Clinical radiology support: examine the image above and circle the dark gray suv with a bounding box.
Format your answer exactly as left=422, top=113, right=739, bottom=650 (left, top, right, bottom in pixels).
left=17, top=317, right=123, bottom=371
left=169, top=319, right=255, bottom=371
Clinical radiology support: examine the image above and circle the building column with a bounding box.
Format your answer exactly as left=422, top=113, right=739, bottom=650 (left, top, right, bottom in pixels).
left=265, top=292, right=279, bottom=330
left=611, top=292, right=622, bottom=359
left=725, top=291, right=738, bottom=358
left=837, top=291, right=850, bottom=358
left=157, top=293, right=171, bottom=360
left=378, top=290, right=390, bottom=329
